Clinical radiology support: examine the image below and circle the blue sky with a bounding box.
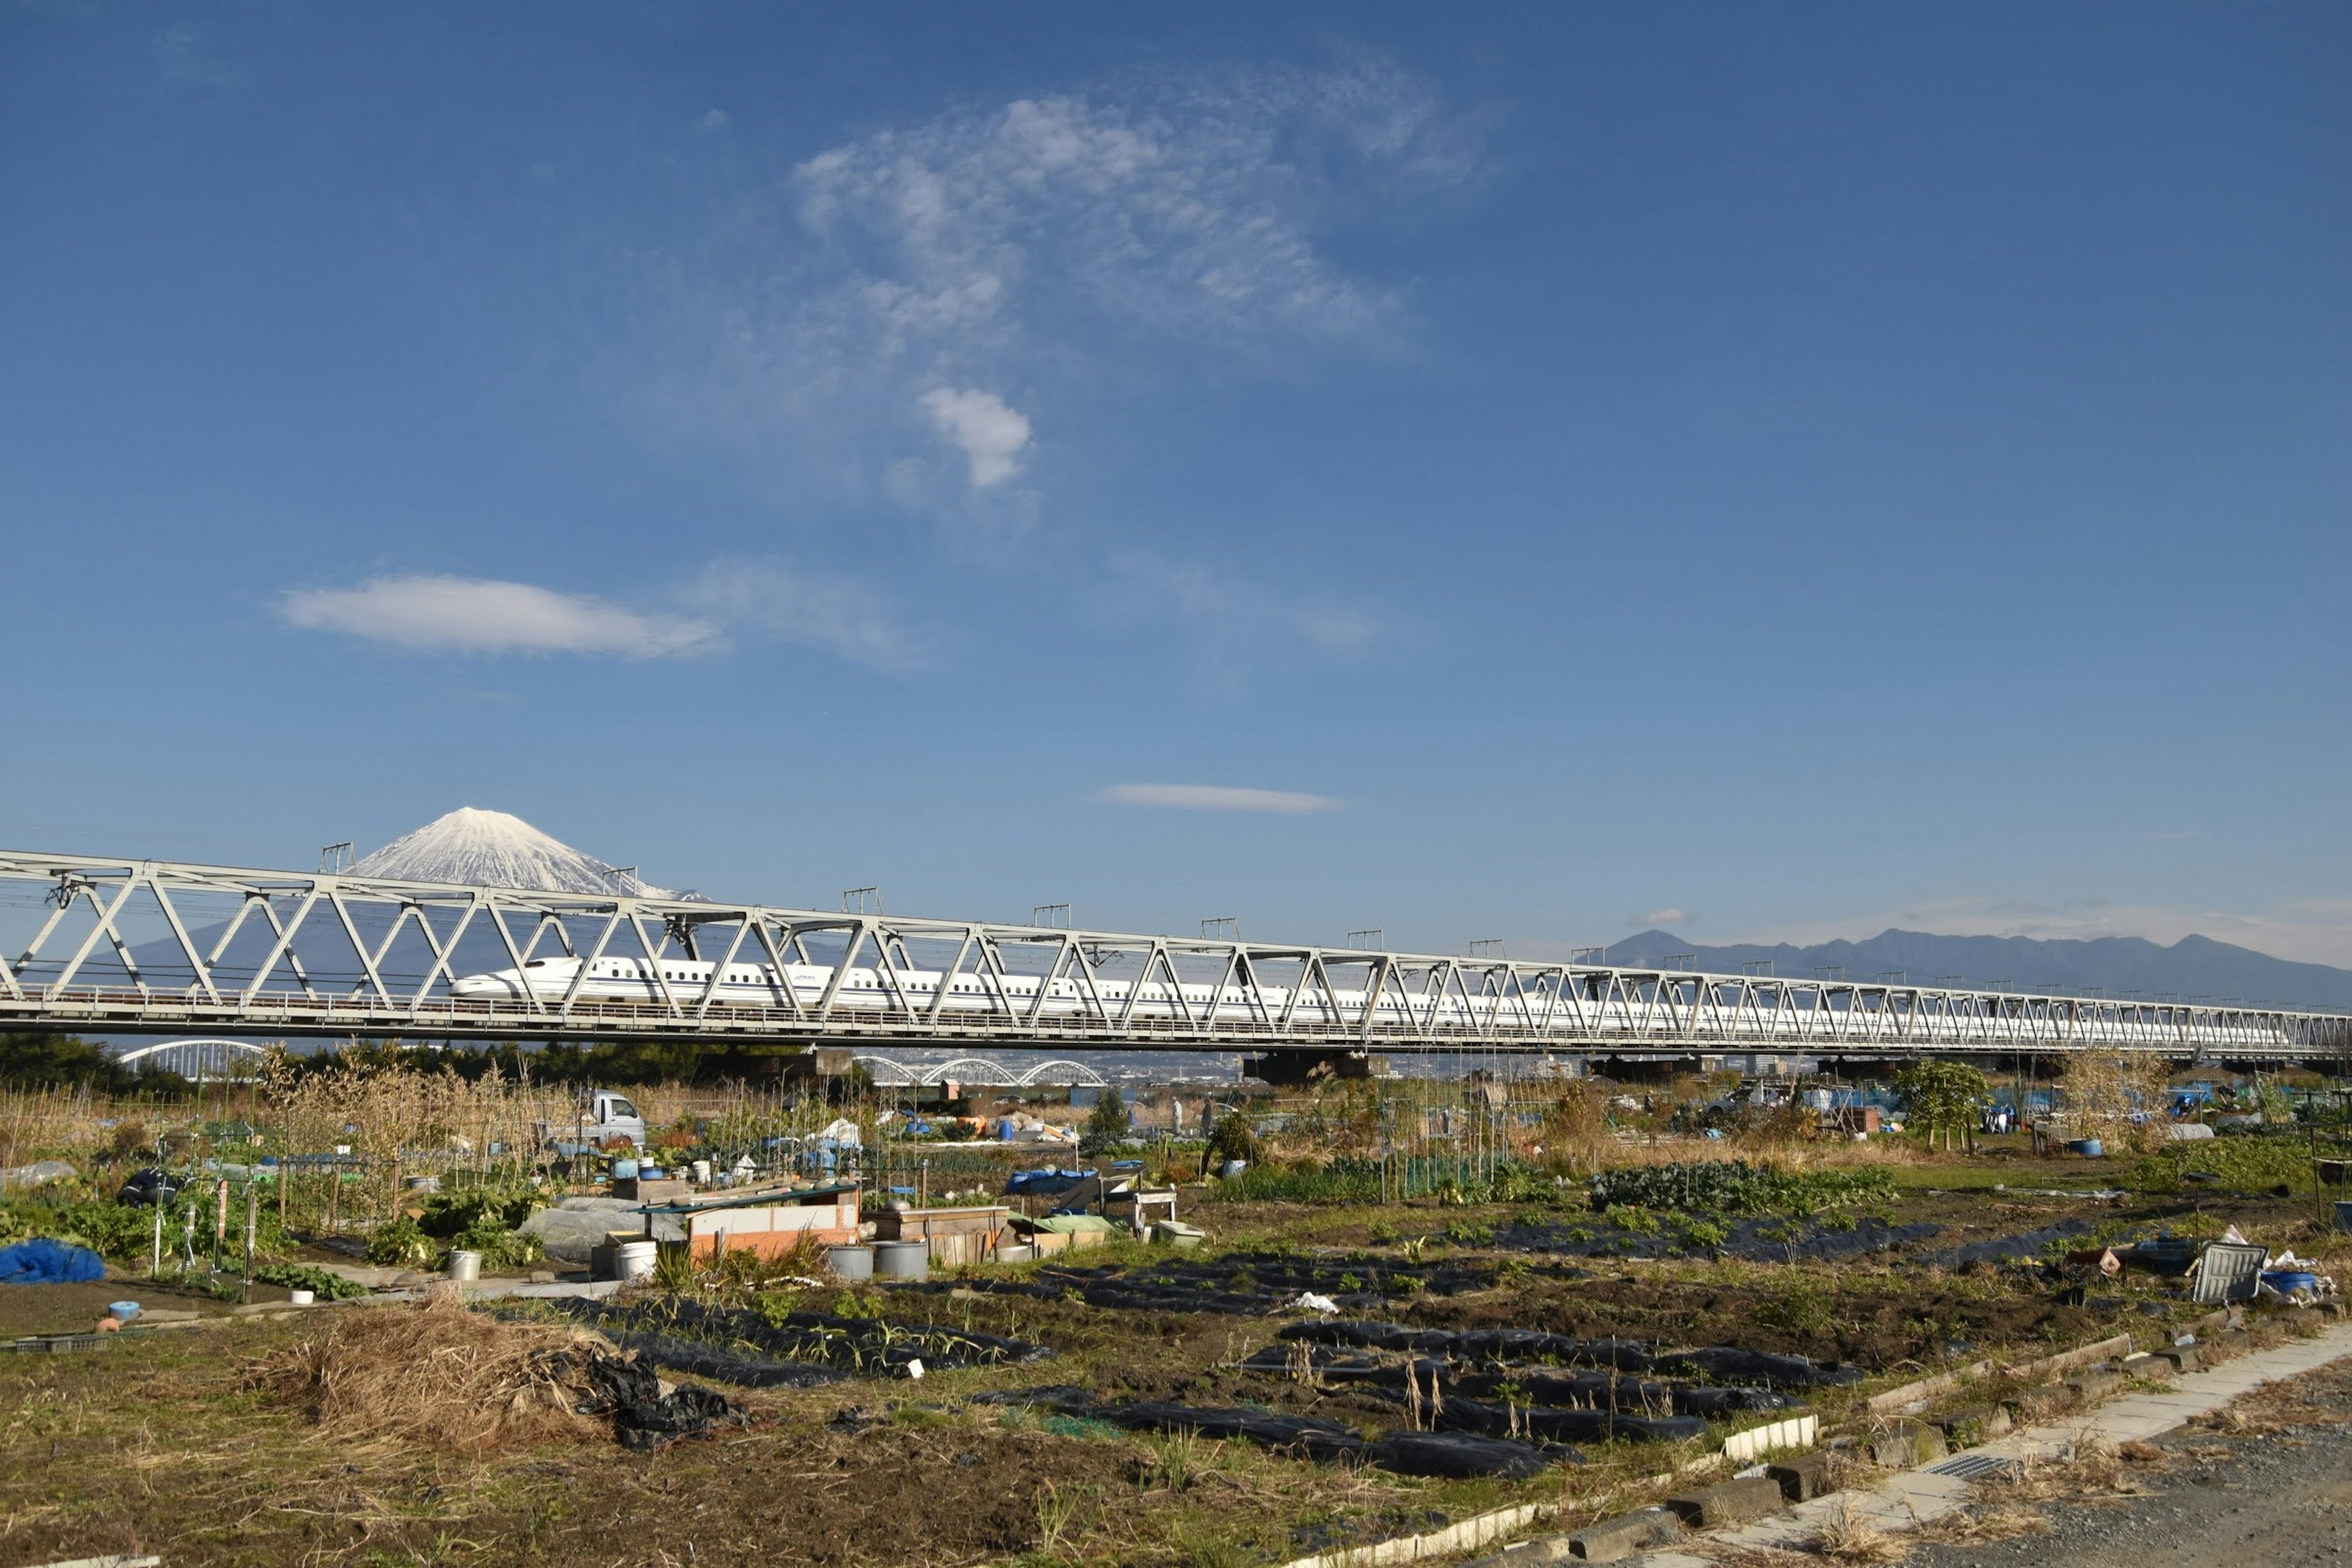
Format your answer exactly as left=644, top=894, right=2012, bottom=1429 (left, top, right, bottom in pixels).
left=4, top=4, right=2349, bottom=962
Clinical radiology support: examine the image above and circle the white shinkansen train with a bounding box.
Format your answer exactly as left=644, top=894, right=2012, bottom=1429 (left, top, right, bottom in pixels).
left=444, top=955, right=2280, bottom=1043
left=450, top=954, right=1418, bottom=1021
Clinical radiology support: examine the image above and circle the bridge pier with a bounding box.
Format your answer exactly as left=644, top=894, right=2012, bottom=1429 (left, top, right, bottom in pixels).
left=1240, top=1049, right=1385, bottom=1088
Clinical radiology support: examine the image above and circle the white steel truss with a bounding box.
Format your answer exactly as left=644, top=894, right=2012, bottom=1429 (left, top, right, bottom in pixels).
left=1, top=849, right=2346, bottom=1062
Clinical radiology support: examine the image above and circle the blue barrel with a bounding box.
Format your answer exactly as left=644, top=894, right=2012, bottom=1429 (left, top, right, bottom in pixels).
left=2066, top=1139, right=2104, bottom=1159
left=612, top=1158, right=639, bottom=1180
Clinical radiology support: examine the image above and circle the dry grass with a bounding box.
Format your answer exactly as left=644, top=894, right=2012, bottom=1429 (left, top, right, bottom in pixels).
left=1809, top=1496, right=1901, bottom=1564
left=254, top=1287, right=609, bottom=1455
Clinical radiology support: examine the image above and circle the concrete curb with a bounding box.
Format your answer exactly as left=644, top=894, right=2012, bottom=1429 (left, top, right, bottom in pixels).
left=1622, top=1319, right=2352, bottom=1567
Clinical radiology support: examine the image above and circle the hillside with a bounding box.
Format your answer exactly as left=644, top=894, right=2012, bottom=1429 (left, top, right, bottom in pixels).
left=1604, top=927, right=2352, bottom=1013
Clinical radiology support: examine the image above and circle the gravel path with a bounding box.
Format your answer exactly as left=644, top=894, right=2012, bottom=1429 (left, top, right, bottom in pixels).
left=1907, top=1358, right=2352, bottom=1568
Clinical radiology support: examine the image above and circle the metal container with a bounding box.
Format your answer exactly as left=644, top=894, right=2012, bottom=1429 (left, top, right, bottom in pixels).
left=615, top=1240, right=658, bottom=1282
left=446, top=1249, right=482, bottom=1282
left=826, top=1243, right=875, bottom=1282
left=873, top=1240, right=929, bottom=1281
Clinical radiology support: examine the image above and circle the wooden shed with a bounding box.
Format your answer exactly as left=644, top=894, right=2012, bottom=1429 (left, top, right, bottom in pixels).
left=869, top=1204, right=1011, bottom=1267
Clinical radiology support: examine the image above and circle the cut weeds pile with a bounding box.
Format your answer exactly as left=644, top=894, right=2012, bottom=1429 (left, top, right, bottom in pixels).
left=256, top=1288, right=755, bottom=1453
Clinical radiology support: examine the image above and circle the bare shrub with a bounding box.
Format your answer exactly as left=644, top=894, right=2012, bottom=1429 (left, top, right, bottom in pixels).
left=2057, top=1049, right=2173, bottom=1153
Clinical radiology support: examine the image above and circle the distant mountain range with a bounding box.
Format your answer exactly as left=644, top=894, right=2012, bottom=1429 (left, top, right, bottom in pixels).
left=1602, top=928, right=2352, bottom=1014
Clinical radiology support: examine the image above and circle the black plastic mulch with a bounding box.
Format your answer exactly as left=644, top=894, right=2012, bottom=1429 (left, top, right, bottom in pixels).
left=972, top=1386, right=1578, bottom=1479
left=1235, top=1343, right=1798, bottom=1419
left=1495, top=1213, right=1944, bottom=1264
left=590, top=1326, right=848, bottom=1389
left=1277, top=1320, right=1654, bottom=1367
left=1919, top=1217, right=2097, bottom=1268
left=1276, top=1320, right=1864, bottom=1389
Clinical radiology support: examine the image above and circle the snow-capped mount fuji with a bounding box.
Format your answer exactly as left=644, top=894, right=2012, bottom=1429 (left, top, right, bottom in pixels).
left=350, top=808, right=675, bottom=897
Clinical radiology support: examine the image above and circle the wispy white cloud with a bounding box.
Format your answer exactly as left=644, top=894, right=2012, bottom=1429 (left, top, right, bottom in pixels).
left=919, top=387, right=1031, bottom=488
left=633, top=56, right=1479, bottom=520
left=1099, top=551, right=1378, bottom=690
left=679, top=559, right=919, bottom=671
left=1630, top=908, right=1691, bottom=929
left=151, top=24, right=246, bottom=89
left=282, top=564, right=920, bottom=671
left=1096, top=783, right=1336, bottom=814
left=280, top=575, right=718, bottom=658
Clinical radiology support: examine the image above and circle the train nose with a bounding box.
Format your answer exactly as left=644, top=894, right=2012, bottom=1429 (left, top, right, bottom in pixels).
left=450, top=974, right=511, bottom=999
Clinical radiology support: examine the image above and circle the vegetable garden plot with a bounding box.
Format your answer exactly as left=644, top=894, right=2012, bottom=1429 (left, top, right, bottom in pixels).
left=974, top=1386, right=1580, bottom=1479
left=1235, top=1341, right=1800, bottom=1418
left=1920, top=1216, right=2097, bottom=1267
left=914, top=1248, right=1594, bottom=1316
left=1494, top=1212, right=1943, bottom=1263
left=1241, top=1319, right=1856, bottom=1450
left=537, top=1295, right=1055, bottom=1378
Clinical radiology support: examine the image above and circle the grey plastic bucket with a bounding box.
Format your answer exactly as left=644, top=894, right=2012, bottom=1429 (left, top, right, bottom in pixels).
left=873, top=1240, right=929, bottom=1281
left=446, top=1249, right=483, bottom=1282
left=826, top=1244, right=875, bottom=1282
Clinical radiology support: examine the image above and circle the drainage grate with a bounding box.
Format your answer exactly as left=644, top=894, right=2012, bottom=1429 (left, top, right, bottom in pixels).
left=1927, top=1453, right=2019, bottom=1481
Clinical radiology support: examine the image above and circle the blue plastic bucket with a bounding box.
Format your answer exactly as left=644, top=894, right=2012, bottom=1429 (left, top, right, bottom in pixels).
left=612, top=1158, right=639, bottom=1180
left=2067, top=1139, right=2105, bottom=1158
left=2262, top=1270, right=2318, bottom=1296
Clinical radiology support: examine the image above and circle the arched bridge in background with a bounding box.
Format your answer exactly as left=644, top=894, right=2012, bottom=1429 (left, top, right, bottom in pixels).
left=851, top=1055, right=1109, bottom=1089
left=113, top=1038, right=274, bottom=1082
left=4, top=847, right=2348, bottom=1065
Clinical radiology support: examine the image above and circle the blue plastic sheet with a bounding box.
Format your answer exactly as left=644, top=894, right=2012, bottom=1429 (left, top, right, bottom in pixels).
left=0, top=1238, right=107, bottom=1285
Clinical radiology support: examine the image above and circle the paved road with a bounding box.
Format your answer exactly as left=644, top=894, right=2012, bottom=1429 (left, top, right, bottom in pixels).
left=1908, top=1357, right=2352, bottom=1568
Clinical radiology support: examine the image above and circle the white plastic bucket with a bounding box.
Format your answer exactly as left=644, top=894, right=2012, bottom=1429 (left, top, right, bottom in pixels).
left=287, top=1289, right=315, bottom=1305
left=447, top=1250, right=482, bottom=1282
left=690, top=1159, right=712, bottom=1185
left=615, top=1240, right=658, bottom=1282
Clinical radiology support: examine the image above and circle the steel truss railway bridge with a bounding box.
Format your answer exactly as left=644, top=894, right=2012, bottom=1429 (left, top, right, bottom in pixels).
left=2, top=849, right=2347, bottom=1067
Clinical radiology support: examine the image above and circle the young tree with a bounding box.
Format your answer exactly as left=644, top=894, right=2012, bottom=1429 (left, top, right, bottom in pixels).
left=1892, top=1058, right=1989, bottom=1152
left=1079, top=1085, right=1129, bottom=1155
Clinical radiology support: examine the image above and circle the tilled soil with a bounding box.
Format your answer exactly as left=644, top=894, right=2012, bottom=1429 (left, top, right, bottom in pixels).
left=1908, top=1355, right=2352, bottom=1568
left=0, top=1274, right=235, bottom=1337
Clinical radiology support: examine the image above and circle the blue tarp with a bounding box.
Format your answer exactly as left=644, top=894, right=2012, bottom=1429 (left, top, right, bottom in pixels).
left=0, top=1238, right=107, bottom=1285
